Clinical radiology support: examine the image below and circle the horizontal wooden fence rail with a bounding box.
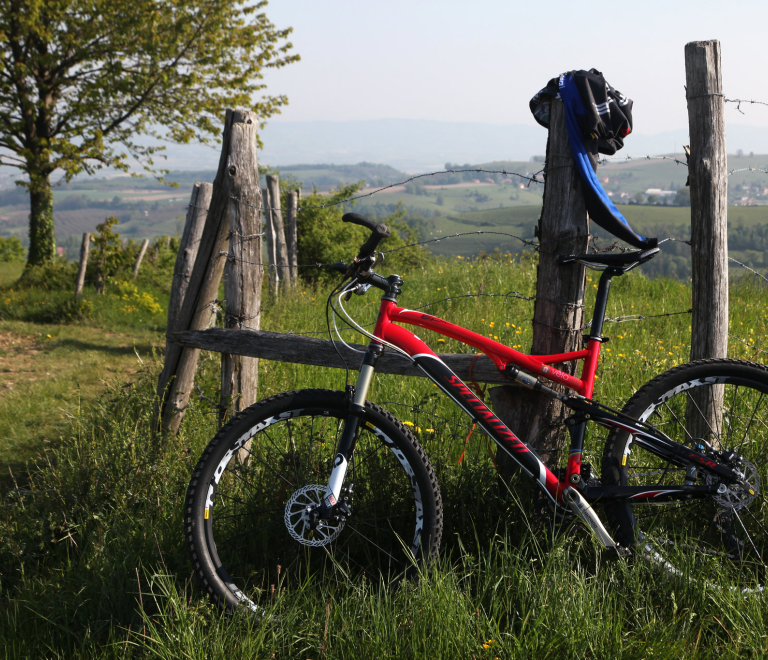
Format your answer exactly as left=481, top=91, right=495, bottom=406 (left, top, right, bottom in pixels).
left=168, top=328, right=509, bottom=385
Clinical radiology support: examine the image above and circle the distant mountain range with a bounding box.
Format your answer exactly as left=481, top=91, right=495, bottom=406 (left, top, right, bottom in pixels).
left=133, top=119, right=768, bottom=173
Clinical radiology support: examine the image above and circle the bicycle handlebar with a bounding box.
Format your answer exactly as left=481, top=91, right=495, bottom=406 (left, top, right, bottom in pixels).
left=342, top=212, right=390, bottom=260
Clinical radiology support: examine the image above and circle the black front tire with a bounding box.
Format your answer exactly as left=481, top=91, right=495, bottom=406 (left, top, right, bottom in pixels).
left=185, top=389, right=443, bottom=612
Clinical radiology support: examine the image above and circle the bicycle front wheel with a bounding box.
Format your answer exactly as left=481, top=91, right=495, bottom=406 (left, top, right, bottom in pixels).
left=603, top=359, right=768, bottom=590
left=185, top=388, right=443, bottom=612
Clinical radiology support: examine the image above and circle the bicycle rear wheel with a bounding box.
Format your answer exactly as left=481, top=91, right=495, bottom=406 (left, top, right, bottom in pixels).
left=603, top=359, right=768, bottom=591
left=185, top=389, right=443, bottom=612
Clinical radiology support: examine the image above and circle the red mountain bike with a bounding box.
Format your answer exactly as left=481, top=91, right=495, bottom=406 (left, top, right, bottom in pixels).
left=185, top=213, right=768, bottom=612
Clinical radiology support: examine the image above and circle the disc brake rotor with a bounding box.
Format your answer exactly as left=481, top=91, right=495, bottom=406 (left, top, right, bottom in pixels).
left=284, top=485, right=344, bottom=547
left=707, top=459, right=760, bottom=511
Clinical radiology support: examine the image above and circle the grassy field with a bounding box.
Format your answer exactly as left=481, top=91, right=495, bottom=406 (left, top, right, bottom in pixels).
left=2, top=248, right=768, bottom=658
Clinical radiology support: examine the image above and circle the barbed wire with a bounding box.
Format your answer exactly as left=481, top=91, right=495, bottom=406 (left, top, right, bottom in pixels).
left=728, top=166, right=768, bottom=176
left=729, top=333, right=768, bottom=356
left=598, top=154, right=689, bottom=167
left=727, top=257, right=768, bottom=285
left=725, top=98, right=768, bottom=114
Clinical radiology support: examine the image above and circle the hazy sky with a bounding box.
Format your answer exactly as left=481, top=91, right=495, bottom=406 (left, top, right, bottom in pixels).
left=260, top=0, right=768, bottom=135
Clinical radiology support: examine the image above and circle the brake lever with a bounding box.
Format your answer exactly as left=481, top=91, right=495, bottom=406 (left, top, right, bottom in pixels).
left=343, top=282, right=372, bottom=301
left=355, top=254, right=376, bottom=276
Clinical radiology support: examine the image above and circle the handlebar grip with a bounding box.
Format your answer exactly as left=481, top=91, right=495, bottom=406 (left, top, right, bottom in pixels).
left=342, top=212, right=379, bottom=231
left=358, top=223, right=390, bottom=257
left=342, top=212, right=390, bottom=258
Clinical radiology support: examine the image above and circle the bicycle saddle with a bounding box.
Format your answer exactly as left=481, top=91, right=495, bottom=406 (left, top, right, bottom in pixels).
left=558, top=247, right=659, bottom=271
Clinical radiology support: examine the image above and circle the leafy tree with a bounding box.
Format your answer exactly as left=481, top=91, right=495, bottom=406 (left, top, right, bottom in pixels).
left=674, top=188, right=691, bottom=206
left=0, top=0, right=299, bottom=267
left=90, top=216, right=129, bottom=293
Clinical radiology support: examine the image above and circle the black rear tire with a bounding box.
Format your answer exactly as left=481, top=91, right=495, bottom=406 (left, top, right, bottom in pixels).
left=603, top=359, right=768, bottom=590
left=185, top=389, right=443, bottom=612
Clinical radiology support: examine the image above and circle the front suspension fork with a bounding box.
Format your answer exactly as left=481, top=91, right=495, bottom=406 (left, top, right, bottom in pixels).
left=321, top=348, right=379, bottom=514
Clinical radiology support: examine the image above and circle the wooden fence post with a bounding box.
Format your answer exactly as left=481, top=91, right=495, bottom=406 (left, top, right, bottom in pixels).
left=74, top=232, right=90, bottom=296
left=220, top=114, right=262, bottom=423
left=267, top=174, right=290, bottom=292
left=155, top=182, right=213, bottom=432
left=286, top=190, right=298, bottom=288
left=157, top=109, right=254, bottom=435
left=167, top=183, right=213, bottom=330
left=489, top=97, right=589, bottom=477
left=132, top=238, right=149, bottom=279
left=263, top=185, right=280, bottom=297
left=685, top=40, right=728, bottom=438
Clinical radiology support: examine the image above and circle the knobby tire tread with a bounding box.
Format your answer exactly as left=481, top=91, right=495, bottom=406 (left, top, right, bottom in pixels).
left=184, top=388, right=443, bottom=611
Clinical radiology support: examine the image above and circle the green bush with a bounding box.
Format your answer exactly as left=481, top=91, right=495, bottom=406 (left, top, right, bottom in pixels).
left=15, top=257, right=78, bottom=291
left=0, top=235, right=25, bottom=262
left=296, top=182, right=425, bottom=282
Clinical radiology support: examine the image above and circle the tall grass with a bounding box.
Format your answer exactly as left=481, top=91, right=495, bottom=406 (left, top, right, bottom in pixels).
left=2, top=253, right=768, bottom=658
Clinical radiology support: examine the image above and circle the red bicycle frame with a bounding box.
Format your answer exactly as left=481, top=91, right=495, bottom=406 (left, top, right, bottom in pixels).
left=370, top=298, right=602, bottom=505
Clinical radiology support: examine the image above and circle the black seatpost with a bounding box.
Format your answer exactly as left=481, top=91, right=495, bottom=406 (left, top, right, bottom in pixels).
left=588, top=268, right=622, bottom=340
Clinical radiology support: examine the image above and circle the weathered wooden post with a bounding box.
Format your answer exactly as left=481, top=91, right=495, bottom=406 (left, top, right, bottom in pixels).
left=267, top=174, right=290, bottom=292
left=489, top=97, right=589, bottom=478
left=685, top=40, right=728, bottom=437
left=74, top=232, right=90, bottom=296
left=157, top=109, right=257, bottom=435
left=167, top=183, right=213, bottom=328
left=220, top=115, right=262, bottom=423
left=132, top=238, right=149, bottom=279
left=263, top=186, right=280, bottom=297
left=155, top=183, right=214, bottom=433
left=286, top=190, right=298, bottom=288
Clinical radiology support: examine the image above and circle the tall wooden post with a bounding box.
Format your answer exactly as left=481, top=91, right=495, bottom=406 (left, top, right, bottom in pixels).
left=286, top=190, right=298, bottom=288
left=263, top=186, right=280, bottom=297
left=267, top=175, right=290, bottom=292
left=685, top=40, right=728, bottom=438
left=490, top=97, right=589, bottom=475
left=74, top=232, right=90, bottom=296
left=158, top=109, right=256, bottom=435
left=220, top=115, right=262, bottom=423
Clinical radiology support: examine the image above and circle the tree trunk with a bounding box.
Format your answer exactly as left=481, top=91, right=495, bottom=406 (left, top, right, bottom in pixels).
left=27, top=174, right=56, bottom=267
left=490, top=97, right=589, bottom=482
left=220, top=113, right=262, bottom=424
left=685, top=40, right=728, bottom=440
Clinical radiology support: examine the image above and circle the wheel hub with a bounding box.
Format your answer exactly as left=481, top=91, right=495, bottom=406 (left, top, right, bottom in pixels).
left=284, top=485, right=344, bottom=547
left=707, top=459, right=760, bottom=511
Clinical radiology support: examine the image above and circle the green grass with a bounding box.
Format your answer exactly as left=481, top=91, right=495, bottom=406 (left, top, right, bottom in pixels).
left=2, top=254, right=768, bottom=658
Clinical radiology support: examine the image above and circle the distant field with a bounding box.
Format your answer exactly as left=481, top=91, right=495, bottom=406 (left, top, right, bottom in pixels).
left=0, top=157, right=766, bottom=261
left=397, top=203, right=768, bottom=281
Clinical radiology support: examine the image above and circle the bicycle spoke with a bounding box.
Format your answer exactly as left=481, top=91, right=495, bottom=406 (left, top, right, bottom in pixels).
left=736, top=390, right=764, bottom=456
